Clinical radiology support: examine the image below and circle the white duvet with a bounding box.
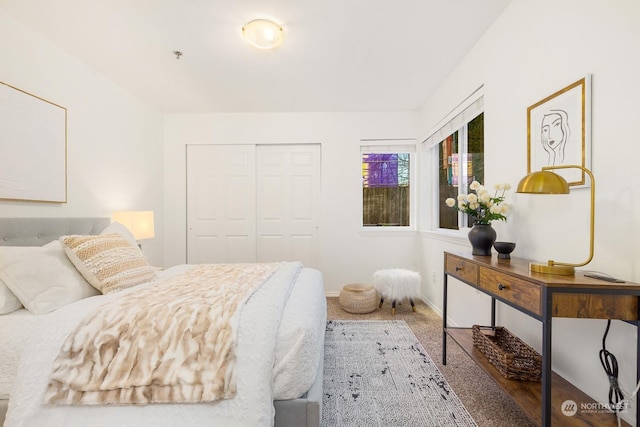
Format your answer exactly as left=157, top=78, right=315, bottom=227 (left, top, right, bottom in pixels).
left=4, top=262, right=323, bottom=427
left=0, top=309, right=40, bottom=401
left=273, top=268, right=326, bottom=399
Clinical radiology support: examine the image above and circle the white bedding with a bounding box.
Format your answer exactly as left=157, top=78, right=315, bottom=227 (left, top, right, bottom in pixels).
left=0, top=309, right=42, bottom=400
left=1, top=264, right=325, bottom=426
left=0, top=266, right=190, bottom=400
left=273, top=268, right=326, bottom=400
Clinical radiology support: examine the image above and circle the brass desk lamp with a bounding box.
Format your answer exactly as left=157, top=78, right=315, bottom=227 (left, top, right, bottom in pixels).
left=516, top=165, right=595, bottom=275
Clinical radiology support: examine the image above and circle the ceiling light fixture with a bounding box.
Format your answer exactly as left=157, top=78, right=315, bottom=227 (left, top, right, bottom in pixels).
left=242, top=19, right=284, bottom=49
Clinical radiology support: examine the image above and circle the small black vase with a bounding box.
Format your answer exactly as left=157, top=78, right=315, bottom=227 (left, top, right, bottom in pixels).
left=468, top=223, right=497, bottom=256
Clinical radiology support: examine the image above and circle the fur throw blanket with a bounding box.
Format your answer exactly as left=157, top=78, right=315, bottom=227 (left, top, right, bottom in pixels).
left=45, top=263, right=281, bottom=405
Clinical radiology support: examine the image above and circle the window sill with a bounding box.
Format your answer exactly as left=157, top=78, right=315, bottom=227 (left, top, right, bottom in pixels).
left=419, top=229, right=471, bottom=246
left=359, top=226, right=417, bottom=237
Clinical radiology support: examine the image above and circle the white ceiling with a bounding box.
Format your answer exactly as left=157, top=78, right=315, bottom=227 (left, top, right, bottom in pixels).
left=1, top=0, right=511, bottom=114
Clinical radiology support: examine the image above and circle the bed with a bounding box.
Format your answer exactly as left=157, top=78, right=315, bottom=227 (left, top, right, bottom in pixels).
left=0, top=217, right=325, bottom=427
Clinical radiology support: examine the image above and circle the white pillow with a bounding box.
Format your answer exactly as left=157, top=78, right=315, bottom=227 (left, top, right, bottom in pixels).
left=60, top=233, right=156, bottom=294
left=0, top=279, right=23, bottom=314
left=0, top=241, right=99, bottom=315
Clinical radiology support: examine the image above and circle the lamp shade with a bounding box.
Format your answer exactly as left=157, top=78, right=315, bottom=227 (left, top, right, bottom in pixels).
left=516, top=170, right=570, bottom=194
left=112, top=211, right=155, bottom=240
left=242, top=19, right=284, bottom=49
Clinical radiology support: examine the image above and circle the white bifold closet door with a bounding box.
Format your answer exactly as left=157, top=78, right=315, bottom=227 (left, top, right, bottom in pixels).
left=186, top=144, right=320, bottom=267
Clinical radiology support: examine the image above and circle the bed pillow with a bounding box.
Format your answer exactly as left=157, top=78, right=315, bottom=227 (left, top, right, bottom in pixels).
left=60, top=233, right=157, bottom=294
left=0, top=279, right=23, bottom=314
left=0, top=241, right=100, bottom=315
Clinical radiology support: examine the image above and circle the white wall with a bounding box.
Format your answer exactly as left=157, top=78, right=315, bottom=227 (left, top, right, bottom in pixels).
left=6, top=0, right=639, bottom=420
left=0, top=11, right=165, bottom=265
left=163, top=112, right=419, bottom=293
left=418, top=0, right=640, bottom=423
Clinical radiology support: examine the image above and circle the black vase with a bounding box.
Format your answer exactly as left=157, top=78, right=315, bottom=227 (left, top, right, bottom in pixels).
left=468, top=223, right=496, bottom=256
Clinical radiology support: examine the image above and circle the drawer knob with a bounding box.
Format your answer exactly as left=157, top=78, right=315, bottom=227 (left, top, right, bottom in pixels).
left=498, top=283, right=507, bottom=290
left=455, top=266, right=463, bottom=271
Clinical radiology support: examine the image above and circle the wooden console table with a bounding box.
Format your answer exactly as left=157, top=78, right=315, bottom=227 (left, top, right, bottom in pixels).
left=442, top=251, right=640, bottom=427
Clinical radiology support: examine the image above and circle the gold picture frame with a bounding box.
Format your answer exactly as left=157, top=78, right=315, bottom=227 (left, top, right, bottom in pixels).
left=527, top=75, right=591, bottom=186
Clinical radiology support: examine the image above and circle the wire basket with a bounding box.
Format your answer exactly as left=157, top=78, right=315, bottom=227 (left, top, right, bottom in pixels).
left=472, top=325, right=542, bottom=382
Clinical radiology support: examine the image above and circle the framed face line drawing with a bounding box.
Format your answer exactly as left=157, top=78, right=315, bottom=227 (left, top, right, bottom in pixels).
left=527, top=75, right=592, bottom=187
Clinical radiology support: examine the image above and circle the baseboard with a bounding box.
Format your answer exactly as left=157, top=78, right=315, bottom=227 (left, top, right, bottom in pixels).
left=419, top=295, right=461, bottom=327
left=419, top=296, right=439, bottom=316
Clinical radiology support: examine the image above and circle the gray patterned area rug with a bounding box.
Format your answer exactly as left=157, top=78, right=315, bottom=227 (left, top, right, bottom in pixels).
left=322, top=320, right=477, bottom=427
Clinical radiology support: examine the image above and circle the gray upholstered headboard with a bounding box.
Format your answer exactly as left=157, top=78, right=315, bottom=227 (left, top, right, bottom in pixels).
left=0, top=217, right=110, bottom=247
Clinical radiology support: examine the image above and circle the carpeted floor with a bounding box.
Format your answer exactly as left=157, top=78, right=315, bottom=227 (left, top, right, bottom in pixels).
left=326, top=297, right=537, bottom=427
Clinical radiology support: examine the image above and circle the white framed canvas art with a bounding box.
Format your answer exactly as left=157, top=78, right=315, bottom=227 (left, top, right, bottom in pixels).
left=0, top=82, right=67, bottom=203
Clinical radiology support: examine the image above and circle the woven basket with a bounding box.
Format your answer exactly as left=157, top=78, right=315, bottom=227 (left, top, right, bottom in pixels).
left=472, top=325, right=542, bottom=382
left=339, top=283, right=378, bottom=314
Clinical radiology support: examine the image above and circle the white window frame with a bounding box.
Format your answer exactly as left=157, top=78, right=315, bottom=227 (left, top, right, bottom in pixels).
left=360, top=139, right=417, bottom=235
left=421, top=87, right=484, bottom=237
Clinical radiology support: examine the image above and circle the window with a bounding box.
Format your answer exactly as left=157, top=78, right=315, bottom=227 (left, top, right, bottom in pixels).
left=422, top=88, right=484, bottom=231
left=361, top=142, right=415, bottom=227
left=437, top=113, right=484, bottom=229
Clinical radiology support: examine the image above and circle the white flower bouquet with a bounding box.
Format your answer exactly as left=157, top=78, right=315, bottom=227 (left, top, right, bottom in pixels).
left=445, top=181, right=511, bottom=225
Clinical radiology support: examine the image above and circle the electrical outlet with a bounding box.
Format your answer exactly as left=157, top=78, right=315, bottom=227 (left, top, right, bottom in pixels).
left=432, top=270, right=437, bottom=284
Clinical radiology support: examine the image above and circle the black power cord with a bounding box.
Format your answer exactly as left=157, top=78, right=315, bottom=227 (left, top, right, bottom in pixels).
left=599, top=319, right=624, bottom=412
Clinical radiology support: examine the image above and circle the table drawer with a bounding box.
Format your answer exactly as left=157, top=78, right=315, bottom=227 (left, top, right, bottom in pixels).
left=445, top=255, right=479, bottom=286
left=479, top=267, right=541, bottom=316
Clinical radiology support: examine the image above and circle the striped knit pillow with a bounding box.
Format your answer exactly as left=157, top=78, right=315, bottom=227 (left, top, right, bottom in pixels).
left=60, top=233, right=156, bottom=294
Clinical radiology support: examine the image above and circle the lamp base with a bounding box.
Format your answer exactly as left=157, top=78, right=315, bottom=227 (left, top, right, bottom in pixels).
left=529, top=263, right=575, bottom=276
